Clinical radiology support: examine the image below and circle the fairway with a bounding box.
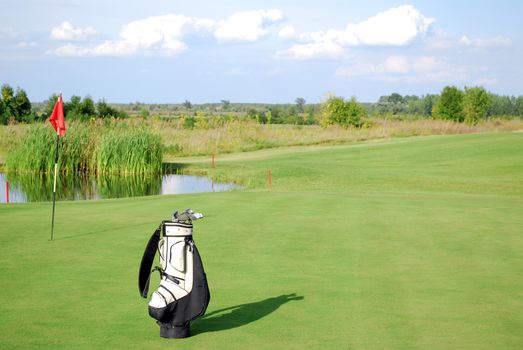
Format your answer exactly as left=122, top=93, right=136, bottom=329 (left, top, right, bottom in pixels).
left=0, top=132, right=522, bottom=349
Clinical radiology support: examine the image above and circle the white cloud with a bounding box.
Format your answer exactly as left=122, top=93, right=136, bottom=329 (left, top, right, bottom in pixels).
left=50, top=9, right=284, bottom=56
left=336, top=55, right=469, bottom=83
left=460, top=35, right=512, bottom=48
left=279, top=5, right=434, bottom=59
left=278, top=25, right=296, bottom=39
left=50, top=14, right=215, bottom=56
left=50, top=21, right=96, bottom=41
left=352, top=5, right=434, bottom=46
left=214, top=9, right=283, bottom=42
left=120, top=14, right=214, bottom=51
left=50, top=43, right=91, bottom=57
left=278, top=41, right=345, bottom=59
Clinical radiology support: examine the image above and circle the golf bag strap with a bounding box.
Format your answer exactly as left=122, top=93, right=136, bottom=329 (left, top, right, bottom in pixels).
left=138, top=225, right=161, bottom=298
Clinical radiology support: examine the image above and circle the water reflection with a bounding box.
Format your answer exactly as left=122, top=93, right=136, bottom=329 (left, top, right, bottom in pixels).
left=0, top=172, right=235, bottom=203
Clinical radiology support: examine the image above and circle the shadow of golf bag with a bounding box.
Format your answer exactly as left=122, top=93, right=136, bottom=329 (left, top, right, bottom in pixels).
left=138, top=209, right=210, bottom=338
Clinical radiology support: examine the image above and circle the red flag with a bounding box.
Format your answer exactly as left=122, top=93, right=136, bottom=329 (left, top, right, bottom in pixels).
left=49, top=94, right=66, bottom=137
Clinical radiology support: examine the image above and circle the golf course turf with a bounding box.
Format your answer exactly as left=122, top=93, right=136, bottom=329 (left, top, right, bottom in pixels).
left=0, top=132, right=522, bottom=349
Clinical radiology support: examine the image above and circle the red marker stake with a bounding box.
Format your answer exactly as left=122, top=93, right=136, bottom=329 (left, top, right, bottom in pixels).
left=212, top=153, right=215, bottom=168
left=5, top=181, right=9, bottom=204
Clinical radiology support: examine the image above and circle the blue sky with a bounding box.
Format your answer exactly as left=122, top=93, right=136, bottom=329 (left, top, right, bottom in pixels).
left=1, top=1, right=522, bottom=103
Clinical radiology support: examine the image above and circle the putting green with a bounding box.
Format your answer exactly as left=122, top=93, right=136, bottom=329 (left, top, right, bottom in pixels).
left=0, top=132, right=522, bottom=349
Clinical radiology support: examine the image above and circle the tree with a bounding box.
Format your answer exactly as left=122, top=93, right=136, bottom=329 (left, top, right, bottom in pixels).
left=488, top=94, right=515, bottom=116
left=404, top=95, right=424, bottom=115
left=295, top=97, right=306, bottom=113
left=14, top=88, right=32, bottom=122
left=0, top=85, right=33, bottom=123
left=221, top=100, right=230, bottom=110
left=433, top=86, right=464, bottom=122
left=421, top=94, right=437, bottom=117
left=183, top=100, right=192, bottom=109
left=516, top=96, right=523, bottom=116
left=375, top=93, right=407, bottom=115
left=305, top=105, right=317, bottom=125
left=97, top=99, right=127, bottom=119
left=388, top=92, right=404, bottom=105
left=0, top=98, right=5, bottom=125
left=78, top=96, right=96, bottom=119
left=320, top=96, right=365, bottom=127
left=463, top=87, right=491, bottom=124
left=1, top=84, right=16, bottom=122
left=65, top=95, right=82, bottom=119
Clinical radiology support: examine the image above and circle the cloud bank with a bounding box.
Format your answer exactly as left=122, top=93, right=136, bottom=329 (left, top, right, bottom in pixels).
left=50, top=15, right=214, bottom=56
left=50, top=9, right=283, bottom=57
left=278, top=5, right=435, bottom=59
left=47, top=3, right=512, bottom=71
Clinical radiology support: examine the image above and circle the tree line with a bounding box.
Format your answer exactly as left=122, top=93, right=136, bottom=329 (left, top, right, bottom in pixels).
left=372, top=87, right=523, bottom=120
left=0, top=84, right=127, bottom=125
left=2, top=83, right=522, bottom=127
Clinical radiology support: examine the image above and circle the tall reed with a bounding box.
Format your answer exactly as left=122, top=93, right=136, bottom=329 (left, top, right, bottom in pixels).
left=97, top=127, right=162, bottom=175
left=6, top=122, right=163, bottom=175
left=6, top=124, right=57, bottom=173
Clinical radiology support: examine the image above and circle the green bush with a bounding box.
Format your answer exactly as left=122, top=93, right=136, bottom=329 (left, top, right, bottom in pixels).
left=433, top=86, right=464, bottom=122
left=320, top=96, right=365, bottom=127
left=463, top=87, right=491, bottom=125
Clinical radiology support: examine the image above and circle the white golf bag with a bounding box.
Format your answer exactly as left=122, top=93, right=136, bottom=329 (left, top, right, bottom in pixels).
left=139, top=209, right=210, bottom=338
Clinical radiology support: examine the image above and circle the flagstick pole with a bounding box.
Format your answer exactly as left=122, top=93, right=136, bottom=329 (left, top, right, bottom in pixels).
left=50, top=131, right=60, bottom=241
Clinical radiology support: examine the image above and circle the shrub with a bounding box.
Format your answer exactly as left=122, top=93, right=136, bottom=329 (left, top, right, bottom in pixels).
left=463, top=87, right=491, bottom=125
left=320, top=96, right=365, bottom=127
left=433, top=86, right=464, bottom=122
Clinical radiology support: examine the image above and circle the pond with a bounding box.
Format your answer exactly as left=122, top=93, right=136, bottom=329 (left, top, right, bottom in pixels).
left=0, top=172, right=235, bottom=203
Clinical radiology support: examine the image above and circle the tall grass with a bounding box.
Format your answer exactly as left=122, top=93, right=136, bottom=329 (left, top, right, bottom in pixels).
left=97, top=127, right=162, bottom=175
left=153, top=116, right=523, bottom=158
left=3, top=117, right=522, bottom=169
left=6, top=124, right=57, bottom=173
left=5, top=122, right=163, bottom=175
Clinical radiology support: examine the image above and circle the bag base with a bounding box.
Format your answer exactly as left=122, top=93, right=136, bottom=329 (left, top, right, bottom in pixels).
left=160, top=322, right=190, bottom=338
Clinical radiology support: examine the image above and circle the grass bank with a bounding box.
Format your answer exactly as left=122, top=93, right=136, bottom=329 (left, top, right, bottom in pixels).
left=0, top=133, right=522, bottom=349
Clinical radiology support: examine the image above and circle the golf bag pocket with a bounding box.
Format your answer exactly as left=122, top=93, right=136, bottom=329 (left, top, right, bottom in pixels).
left=149, top=300, right=176, bottom=322
left=169, top=241, right=186, bottom=272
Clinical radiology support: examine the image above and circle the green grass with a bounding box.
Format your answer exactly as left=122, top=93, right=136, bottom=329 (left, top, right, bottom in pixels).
left=97, top=128, right=162, bottom=175
left=0, top=132, right=522, bottom=349
left=4, top=122, right=162, bottom=175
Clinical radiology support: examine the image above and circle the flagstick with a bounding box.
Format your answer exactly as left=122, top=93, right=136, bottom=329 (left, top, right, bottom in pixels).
left=50, top=131, right=60, bottom=241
